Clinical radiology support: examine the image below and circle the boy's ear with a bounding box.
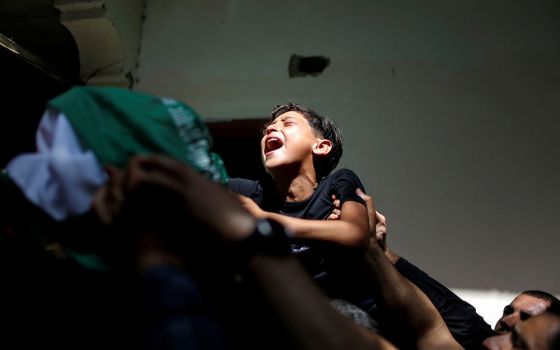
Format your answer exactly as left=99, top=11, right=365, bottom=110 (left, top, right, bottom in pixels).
left=312, top=139, right=333, bottom=156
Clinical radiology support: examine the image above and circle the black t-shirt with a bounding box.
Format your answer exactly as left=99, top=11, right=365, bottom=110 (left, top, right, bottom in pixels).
left=228, top=169, right=372, bottom=303
left=229, top=168, right=365, bottom=216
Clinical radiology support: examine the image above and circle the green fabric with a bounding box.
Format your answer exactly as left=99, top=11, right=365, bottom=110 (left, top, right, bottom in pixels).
left=2, top=171, right=109, bottom=271
left=48, top=86, right=228, bottom=184
left=41, top=87, right=230, bottom=270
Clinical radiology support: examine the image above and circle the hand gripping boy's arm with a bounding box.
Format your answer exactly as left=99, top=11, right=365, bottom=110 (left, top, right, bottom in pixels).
left=236, top=194, right=370, bottom=249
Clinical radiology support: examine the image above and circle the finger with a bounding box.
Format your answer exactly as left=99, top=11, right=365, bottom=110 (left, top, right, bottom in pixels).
left=235, top=193, right=248, bottom=201
left=125, top=154, right=206, bottom=194
left=375, top=211, right=387, bottom=228
left=124, top=162, right=185, bottom=195
left=375, top=211, right=388, bottom=250
left=375, top=230, right=387, bottom=241
left=327, top=213, right=339, bottom=220
left=356, top=188, right=374, bottom=208
left=333, top=199, right=341, bottom=209
left=128, top=155, right=197, bottom=183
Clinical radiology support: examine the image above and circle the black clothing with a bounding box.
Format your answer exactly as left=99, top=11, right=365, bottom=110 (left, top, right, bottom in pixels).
left=395, top=257, right=496, bottom=349
left=228, top=169, right=365, bottom=222
left=228, top=169, right=373, bottom=305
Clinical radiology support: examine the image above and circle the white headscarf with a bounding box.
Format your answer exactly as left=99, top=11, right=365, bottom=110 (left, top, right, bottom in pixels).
left=6, top=108, right=107, bottom=221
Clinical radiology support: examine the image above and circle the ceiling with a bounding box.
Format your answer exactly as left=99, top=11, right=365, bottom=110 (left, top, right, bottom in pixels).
left=0, top=0, right=79, bottom=79
left=0, top=1, right=79, bottom=166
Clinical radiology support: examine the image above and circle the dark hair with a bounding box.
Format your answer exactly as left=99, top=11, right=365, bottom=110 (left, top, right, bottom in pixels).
left=522, top=290, right=560, bottom=316
left=268, top=102, right=343, bottom=178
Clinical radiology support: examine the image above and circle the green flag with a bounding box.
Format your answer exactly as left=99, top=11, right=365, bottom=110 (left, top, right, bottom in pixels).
left=49, top=86, right=228, bottom=184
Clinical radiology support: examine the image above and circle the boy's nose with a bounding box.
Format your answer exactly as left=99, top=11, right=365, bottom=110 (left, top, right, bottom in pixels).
left=266, top=123, right=279, bottom=133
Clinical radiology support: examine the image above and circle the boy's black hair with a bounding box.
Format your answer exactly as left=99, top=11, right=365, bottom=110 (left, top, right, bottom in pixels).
left=268, top=103, right=343, bottom=178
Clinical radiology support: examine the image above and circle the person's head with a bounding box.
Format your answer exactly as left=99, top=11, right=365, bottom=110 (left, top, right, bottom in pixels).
left=483, top=312, right=560, bottom=350
left=495, top=291, right=560, bottom=333
left=5, top=87, right=228, bottom=270
left=261, top=103, right=343, bottom=179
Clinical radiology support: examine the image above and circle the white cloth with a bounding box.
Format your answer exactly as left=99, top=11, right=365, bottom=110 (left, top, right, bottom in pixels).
left=6, top=108, right=107, bottom=221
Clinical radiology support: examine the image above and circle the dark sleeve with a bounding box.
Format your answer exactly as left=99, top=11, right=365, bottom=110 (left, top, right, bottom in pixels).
left=330, top=169, right=366, bottom=206
left=227, top=178, right=260, bottom=198
left=395, top=257, right=496, bottom=350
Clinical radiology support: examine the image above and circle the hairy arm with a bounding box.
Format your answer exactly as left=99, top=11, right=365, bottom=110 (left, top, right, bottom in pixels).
left=328, top=190, right=462, bottom=349
left=363, top=229, right=463, bottom=350
left=247, top=254, right=397, bottom=350
left=351, top=190, right=492, bottom=348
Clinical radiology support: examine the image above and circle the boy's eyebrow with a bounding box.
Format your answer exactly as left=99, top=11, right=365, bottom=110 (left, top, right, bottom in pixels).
left=268, top=115, right=297, bottom=125
left=262, top=114, right=302, bottom=133
left=280, top=115, right=300, bottom=123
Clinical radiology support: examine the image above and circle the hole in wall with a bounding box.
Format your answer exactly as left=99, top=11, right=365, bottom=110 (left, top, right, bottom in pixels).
left=288, top=54, right=330, bottom=77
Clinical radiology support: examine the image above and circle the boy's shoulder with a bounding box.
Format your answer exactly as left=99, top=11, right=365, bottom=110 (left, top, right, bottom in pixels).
left=319, top=168, right=366, bottom=205
left=323, top=168, right=362, bottom=183
left=227, top=177, right=262, bottom=197
left=330, top=168, right=360, bottom=176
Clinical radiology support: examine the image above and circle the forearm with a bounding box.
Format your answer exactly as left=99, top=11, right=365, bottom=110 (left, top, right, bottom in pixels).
left=247, top=254, right=396, bottom=350
left=394, top=257, right=493, bottom=348
left=262, top=212, right=368, bottom=248
left=385, top=248, right=401, bottom=264
left=364, top=244, right=462, bottom=350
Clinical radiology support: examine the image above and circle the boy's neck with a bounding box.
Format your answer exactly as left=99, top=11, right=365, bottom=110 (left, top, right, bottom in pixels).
left=271, top=167, right=318, bottom=202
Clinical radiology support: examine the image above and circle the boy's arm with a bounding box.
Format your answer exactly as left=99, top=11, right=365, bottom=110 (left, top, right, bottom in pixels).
left=236, top=195, right=369, bottom=249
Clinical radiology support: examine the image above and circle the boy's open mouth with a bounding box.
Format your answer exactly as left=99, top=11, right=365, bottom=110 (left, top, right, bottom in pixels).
left=265, top=137, right=284, bottom=155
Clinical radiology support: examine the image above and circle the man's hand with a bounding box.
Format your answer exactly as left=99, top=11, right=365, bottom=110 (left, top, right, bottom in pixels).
left=374, top=211, right=387, bottom=252
left=327, top=195, right=342, bottom=220
left=121, top=155, right=256, bottom=242
left=235, top=194, right=267, bottom=219
left=355, top=189, right=386, bottom=252
left=354, top=189, right=400, bottom=263
left=329, top=189, right=391, bottom=253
